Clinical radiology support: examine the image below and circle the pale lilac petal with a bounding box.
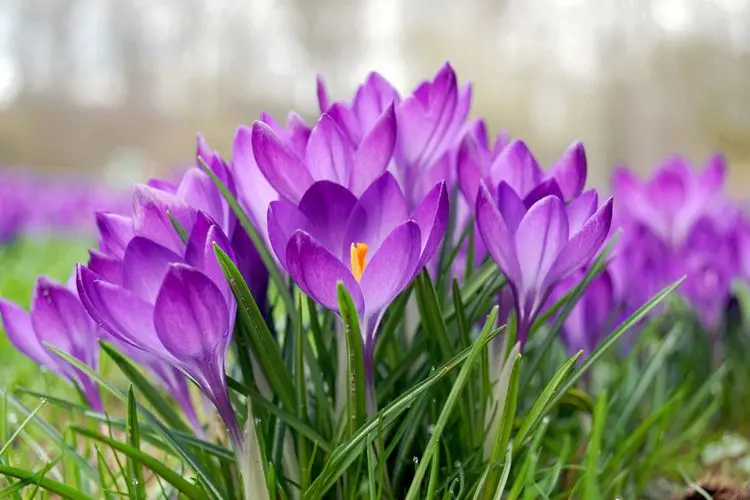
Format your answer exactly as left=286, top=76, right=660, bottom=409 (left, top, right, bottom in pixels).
left=251, top=121, right=314, bottom=204
left=0, top=299, right=60, bottom=372
left=489, top=140, right=544, bottom=197
left=88, top=250, right=123, bottom=285
left=327, top=103, right=361, bottom=145
left=548, top=141, right=587, bottom=201
left=267, top=200, right=310, bottom=268
left=96, top=212, right=134, bottom=259
left=285, top=231, right=364, bottom=313
left=353, top=72, right=400, bottom=131
left=514, top=196, right=569, bottom=298
left=495, top=182, right=526, bottom=232
left=298, top=181, right=358, bottom=258
left=548, top=197, right=614, bottom=287
left=359, top=221, right=421, bottom=313
left=351, top=104, right=396, bottom=195
left=122, top=237, right=182, bottom=304
left=566, top=190, right=598, bottom=235
left=411, top=181, right=449, bottom=268
left=343, top=172, right=408, bottom=256
left=285, top=113, right=312, bottom=158
left=457, top=136, right=483, bottom=206
left=154, top=264, right=231, bottom=362
left=700, top=153, right=726, bottom=195
left=305, top=114, right=354, bottom=186
left=476, top=183, right=521, bottom=285
left=133, top=184, right=196, bottom=255
left=231, top=225, right=269, bottom=314
left=231, top=125, right=278, bottom=240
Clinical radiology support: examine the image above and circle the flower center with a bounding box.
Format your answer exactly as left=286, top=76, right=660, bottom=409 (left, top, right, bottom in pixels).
left=350, top=242, right=368, bottom=282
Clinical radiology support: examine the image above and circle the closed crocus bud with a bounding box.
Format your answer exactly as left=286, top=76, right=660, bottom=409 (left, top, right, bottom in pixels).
left=0, top=276, right=103, bottom=411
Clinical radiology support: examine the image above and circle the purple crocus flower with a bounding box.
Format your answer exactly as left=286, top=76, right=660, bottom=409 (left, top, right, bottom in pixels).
left=78, top=212, right=242, bottom=447
left=318, top=63, right=471, bottom=209
left=267, top=172, right=448, bottom=408
left=476, top=180, right=613, bottom=348
left=0, top=277, right=103, bottom=411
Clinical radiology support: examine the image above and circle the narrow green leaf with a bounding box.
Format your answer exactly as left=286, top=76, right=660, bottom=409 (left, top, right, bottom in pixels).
left=198, top=157, right=296, bottom=324
left=101, top=342, right=190, bottom=432
left=294, top=296, right=310, bottom=493
left=167, top=210, right=189, bottom=243
left=548, top=278, right=685, bottom=410
left=404, top=307, right=501, bottom=500
left=72, top=427, right=205, bottom=500
left=0, top=465, right=91, bottom=500
left=126, top=387, right=146, bottom=500
left=584, top=391, right=607, bottom=500
left=493, top=443, right=513, bottom=500
left=336, top=283, right=367, bottom=435
left=215, top=244, right=296, bottom=413
left=304, top=323, right=502, bottom=500
left=0, top=398, right=45, bottom=457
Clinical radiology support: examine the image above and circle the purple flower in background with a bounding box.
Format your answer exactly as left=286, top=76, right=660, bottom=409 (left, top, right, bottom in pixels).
left=78, top=212, right=242, bottom=447
left=267, top=173, right=448, bottom=406
left=611, top=155, right=744, bottom=328
left=552, top=269, right=617, bottom=357
left=0, top=277, right=103, bottom=410
left=476, top=180, right=613, bottom=348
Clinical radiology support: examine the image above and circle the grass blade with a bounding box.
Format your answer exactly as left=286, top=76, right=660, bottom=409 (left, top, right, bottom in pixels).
left=125, top=387, right=147, bottom=500
left=336, top=283, right=367, bottom=435
left=0, top=465, right=91, bottom=500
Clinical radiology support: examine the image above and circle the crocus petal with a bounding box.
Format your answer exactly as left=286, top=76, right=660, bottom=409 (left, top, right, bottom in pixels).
left=196, top=133, right=213, bottom=169
left=185, top=212, right=235, bottom=297
left=316, top=75, right=330, bottom=112
left=495, top=182, right=526, bottom=232
left=267, top=200, right=311, bottom=269
left=88, top=250, right=123, bottom=285
left=298, top=181, right=358, bottom=257
left=566, top=190, right=598, bottom=235
left=96, top=212, right=134, bottom=259
left=476, top=182, right=521, bottom=285
left=457, top=136, right=483, bottom=206
left=343, top=172, right=408, bottom=256
left=359, top=221, right=421, bottom=313
left=700, top=153, right=726, bottom=195
left=231, top=125, right=278, bottom=239
left=154, top=264, right=230, bottom=362
left=489, top=140, right=544, bottom=197
left=353, top=72, right=400, bottom=132
left=251, top=121, right=314, bottom=204
left=176, top=168, right=228, bottom=232
left=231, top=225, right=269, bottom=314
left=514, top=196, right=569, bottom=299
left=78, top=266, right=167, bottom=358
left=0, top=299, right=60, bottom=372
left=327, top=103, right=361, bottom=145
left=548, top=141, right=587, bottom=200
left=306, top=114, right=354, bottom=186
left=133, top=184, right=196, bottom=255
left=411, top=180, right=449, bottom=268
left=351, top=104, right=396, bottom=195
left=122, top=237, right=182, bottom=304
left=522, top=179, right=564, bottom=208
left=285, top=231, right=364, bottom=313
left=31, top=277, right=94, bottom=352
left=285, top=113, right=312, bottom=159
left=548, top=197, right=614, bottom=287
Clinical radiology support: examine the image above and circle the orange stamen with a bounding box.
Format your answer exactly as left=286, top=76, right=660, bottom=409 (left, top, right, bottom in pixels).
left=350, top=242, right=368, bottom=282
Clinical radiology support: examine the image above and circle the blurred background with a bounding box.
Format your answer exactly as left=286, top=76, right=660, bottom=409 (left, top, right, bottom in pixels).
left=0, top=0, right=749, bottom=191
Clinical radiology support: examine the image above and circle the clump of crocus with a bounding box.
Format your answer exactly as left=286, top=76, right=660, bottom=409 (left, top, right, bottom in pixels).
left=318, top=62, right=471, bottom=208
left=0, top=276, right=103, bottom=411
left=476, top=175, right=613, bottom=349
left=78, top=211, right=242, bottom=446
left=611, top=154, right=745, bottom=328
left=267, top=173, right=448, bottom=410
